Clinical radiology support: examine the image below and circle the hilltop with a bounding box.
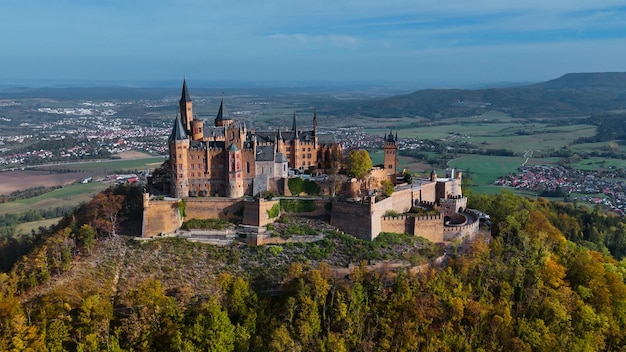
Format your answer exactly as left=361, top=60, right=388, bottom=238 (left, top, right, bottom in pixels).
left=1, top=188, right=626, bottom=351
left=355, top=72, right=626, bottom=119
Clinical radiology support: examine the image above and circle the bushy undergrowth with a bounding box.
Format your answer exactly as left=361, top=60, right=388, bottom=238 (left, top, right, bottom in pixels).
left=181, top=218, right=233, bottom=230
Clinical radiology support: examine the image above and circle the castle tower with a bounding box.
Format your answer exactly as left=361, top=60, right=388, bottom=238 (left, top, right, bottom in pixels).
left=430, top=169, right=437, bottom=182
left=226, top=143, right=244, bottom=198
left=179, top=79, right=193, bottom=132
left=190, top=117, right=204, bottom=141
left=384, top=130, right=398, bottom=182
left=313, top=109, right=318, bottom=145
left=169, top=114, right=190, bottom=198
left=215, top=97, right=233, bottom=127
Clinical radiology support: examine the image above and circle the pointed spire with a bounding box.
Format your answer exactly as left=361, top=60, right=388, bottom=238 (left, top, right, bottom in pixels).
left=313, top=108, right=318, bottom=134
left=169, top=114, right=188, bottom=141
left=215, top=97, right=228, bottom=124
left=278, top=127, right=283, bottom=141
left=180, top=79, right=191, bottom=102
left=292, top=112, right=297, bottom=131
left=395, top=131, right=398, bottom=141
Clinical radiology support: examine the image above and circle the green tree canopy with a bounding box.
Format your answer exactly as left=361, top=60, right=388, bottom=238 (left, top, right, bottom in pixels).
left=346, top=149, right=372, bottom=180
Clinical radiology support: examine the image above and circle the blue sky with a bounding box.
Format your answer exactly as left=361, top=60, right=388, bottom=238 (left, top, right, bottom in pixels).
left=2, top=0, right=626, bottom=87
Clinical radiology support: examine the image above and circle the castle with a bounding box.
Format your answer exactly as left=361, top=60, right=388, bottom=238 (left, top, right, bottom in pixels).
left=168, top=80, right=342, bottom=198
left=142, top=80, right=482, bottom=244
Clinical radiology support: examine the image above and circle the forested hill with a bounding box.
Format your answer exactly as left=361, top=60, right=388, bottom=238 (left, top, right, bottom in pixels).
left=357, top=72, right=626, bottom=119
left=1, top=184, right=626, bottom=350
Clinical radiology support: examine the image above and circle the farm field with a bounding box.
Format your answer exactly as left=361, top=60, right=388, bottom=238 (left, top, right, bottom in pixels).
left=41, top=156, right=165, bottom=173
left=0, top=182, right=109, bottom=215
left=448, top=155, right=526, bottom=187
left=16, top=217, right=63, bottom=236
left=0, top=170, right=92, bottom=195
left=0, top=156, right=163, bottom=196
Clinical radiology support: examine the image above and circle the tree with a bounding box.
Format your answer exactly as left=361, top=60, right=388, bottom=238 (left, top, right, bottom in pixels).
left=381, top=180, right=394, bottom=197
left=346, top=149, right=372, bottom=180
left=82, top=189, right=125, bottom=237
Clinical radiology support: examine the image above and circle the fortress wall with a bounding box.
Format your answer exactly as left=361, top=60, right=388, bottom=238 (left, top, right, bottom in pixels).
left=184, top=197, right=244, bottom=221
left=414, top=215, right=444, bottom=243
left=443, top=219, right=479, bottom=241
left=242, top=198, right=281, bottom=227
left=330, top=200, right=373, bottom=240
left=381, top=216, right=414, bottom=234
left=142, top=197, right=182, bottom=237
left=440, top=197, right=467, bottom=217
left=447, top=213, right=468, bottom=225
left=420, top=182, right=437, bottom=203
left=370, top=196, right=394, bottom=240
left=391, top=187, right=413, bottom=213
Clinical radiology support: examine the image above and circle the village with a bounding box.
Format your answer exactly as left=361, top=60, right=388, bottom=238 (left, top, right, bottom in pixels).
left=495, top=164, right=626, bottom=214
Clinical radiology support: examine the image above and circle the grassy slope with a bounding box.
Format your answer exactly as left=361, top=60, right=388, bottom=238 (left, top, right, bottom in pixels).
left=0, top=182, right=109, bottom=214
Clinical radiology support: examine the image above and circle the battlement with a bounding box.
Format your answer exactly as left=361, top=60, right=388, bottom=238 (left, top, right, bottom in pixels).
left=381, top=213, right=442, bottom=222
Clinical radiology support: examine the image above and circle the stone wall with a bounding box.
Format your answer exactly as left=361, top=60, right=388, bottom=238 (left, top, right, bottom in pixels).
left=391, top=185, right=413, bottom=213
left=380, top=214, right=444, bottom=243
left=184, top=197, right=244, bottom=221
left=414, top=214, right=444, bottom=243
left=418, top=181, right=437, bottom=203
left=330, top=199, right=373, bottom=240
left=142, top=195, right=182, bottom=237
left=381, top=216, right=414, bottom=234
left=242, top=198, right=278, bottom=227
left=443, top=211, right=479, bottom=241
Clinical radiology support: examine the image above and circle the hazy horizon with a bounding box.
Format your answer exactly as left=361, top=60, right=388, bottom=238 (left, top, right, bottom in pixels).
left=2, top=1, right=626, bottom=87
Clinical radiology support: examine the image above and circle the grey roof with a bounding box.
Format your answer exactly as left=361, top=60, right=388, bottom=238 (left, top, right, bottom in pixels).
left=168, top=114, right=188, bottom=141
left=256, top=145, right=275, bottom=161
left=189, top=140, right=206, bottom=150
left=215, top=98, right=230, bottom=122
left=317, top=133, right=336, bottom=144
left=386, top=130, right=396, bottom=142
left=275, top=151, right=287, bottom=163
left=208, top=141, right=225, bottom=149
left=203, top=126, right=226, bottom=138
left=255, top=131, right=277, bottom=142
left=227, top=143, right=239, bottom=152
left=180, top=79, right=191, bottom=102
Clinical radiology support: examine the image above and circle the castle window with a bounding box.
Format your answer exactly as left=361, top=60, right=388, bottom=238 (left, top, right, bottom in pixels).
left=246, top=162, right=250, bottom=173
left=308, top=147, right=311, bottom=151
left=307, top=153, right=311, bottom=158
left=178, top=164, right=183, bottom=170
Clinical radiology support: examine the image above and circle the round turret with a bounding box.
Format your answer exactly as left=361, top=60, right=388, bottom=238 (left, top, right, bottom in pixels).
left=191, top=118, right=204, bottom=141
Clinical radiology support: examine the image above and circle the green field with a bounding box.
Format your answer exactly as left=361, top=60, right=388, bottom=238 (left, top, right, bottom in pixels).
left=0, top=182, right=109, bottom=215
left=16, top=217, right=63, bottom=235
left=448, top=155, right=526, bottom=187
left=47, top=157, right=165, bottom=173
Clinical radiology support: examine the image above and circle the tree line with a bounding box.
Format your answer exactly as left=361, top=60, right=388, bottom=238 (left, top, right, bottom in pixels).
left=0, top=188, right=625, bottom=350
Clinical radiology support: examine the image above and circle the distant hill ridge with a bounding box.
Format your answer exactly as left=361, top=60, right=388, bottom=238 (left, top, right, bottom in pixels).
left=361, top=72, right=626, bottom=119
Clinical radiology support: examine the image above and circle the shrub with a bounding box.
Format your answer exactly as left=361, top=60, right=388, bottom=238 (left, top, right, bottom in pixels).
left=288, top=177, right=321, bottom=195
left=266, top=203, right=280, bottom=218
left=181, top=218, right=232, bottom=230
left=281, top=199, right=317, bottom=213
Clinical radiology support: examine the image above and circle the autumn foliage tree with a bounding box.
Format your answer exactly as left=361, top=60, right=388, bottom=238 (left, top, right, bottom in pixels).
left=81, top=189, right=125, bottom=237
left=346, top=149, right=372, bottom=180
